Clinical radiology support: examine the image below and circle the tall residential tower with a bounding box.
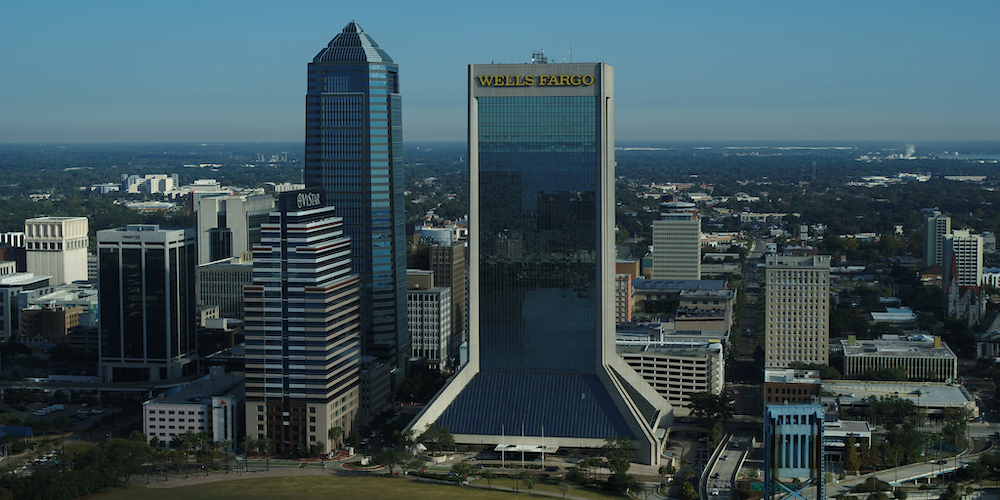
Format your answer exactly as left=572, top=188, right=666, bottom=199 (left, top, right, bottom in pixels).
left=407, top=61, right=671, bottom=465
left=304, top=21, right=408, bottom=372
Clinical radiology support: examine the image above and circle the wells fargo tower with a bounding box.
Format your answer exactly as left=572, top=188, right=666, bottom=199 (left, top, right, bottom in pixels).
left=304, top=21, right=408, bottom=374
left=407, top=60, right=672, bottom=465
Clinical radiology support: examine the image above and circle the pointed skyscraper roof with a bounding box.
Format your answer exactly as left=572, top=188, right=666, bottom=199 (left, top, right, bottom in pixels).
left=313, top=21, right=393, bottom=63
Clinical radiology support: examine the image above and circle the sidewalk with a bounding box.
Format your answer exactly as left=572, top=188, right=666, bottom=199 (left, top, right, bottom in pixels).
left=143, top=463, right=333, bottom=489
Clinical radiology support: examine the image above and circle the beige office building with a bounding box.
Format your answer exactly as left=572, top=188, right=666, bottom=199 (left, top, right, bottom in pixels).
left=25, top=217, right=89, bottom=286
left=652, top=201, right=701, bottom=280
left=765, top=254, right=830, bottom=368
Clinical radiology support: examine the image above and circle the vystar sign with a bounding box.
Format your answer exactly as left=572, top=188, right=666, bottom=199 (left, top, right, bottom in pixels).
left=296, top=191, right=322, bottom=209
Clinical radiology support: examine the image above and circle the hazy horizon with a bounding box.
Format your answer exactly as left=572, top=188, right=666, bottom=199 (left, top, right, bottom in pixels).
left=3, top=2, right=998, bottom=143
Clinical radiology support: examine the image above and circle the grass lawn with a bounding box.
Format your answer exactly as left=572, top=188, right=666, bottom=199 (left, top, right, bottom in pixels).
left=100, top=475, right=628, bottom=500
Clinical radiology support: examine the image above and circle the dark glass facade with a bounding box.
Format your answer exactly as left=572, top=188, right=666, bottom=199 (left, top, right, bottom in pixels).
left=429, top=63, right=649, bottom=442
left=97, top=225, right=196, bottom=382
left=304, top=21, right=408, bottom=370
left=478, top=95, right=598, bottom=375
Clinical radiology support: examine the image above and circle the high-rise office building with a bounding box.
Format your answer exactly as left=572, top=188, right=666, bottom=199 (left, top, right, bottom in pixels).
left=924, top=211, right=952, bottom=268
left=408, top=235, right=467, bottom=353
left=943, top=229, right=986, bottom=323
left=304, top=21, right=408, bottom=372
left=651, top=201, right=701, bottom=280
left=764, top=254, right=831, bottom=369
left=943, top=229, right=983, bottom=288
left=408, top=287, right=452, bottom=371
left=244, top=189, right=361, bottom=456
left=407, top=61, right=670, bottom=465
left=25, top=217, right=89, bottom=286
left=97, top=225, right=197, bottom=382
left=197, top=255, right=254, bottom=320
left=196, top=194, right=275, bottom=265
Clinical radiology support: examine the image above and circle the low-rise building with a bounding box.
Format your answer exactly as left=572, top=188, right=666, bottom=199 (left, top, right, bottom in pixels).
left=0, top=273, right=54, bottom=341
left=20, top=304, right=85, bottom=344
left=617, top=342, right=724, bottom=412
left=840, top=336, right=957, bottom=382
left=141, top=371, right=244, bottom=450
left=823, top=380, right=978, bottom=421
left=823, top=419, right=872, bottom=466
left=764, top=369, right=822, bottom=405
left=867, top=307, right=918, bottom=330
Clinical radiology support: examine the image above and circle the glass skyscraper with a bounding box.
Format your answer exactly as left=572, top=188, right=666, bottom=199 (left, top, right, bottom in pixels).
left=97, top=225, right=197, bottom=382
left=408, top=62, right=672, bottom=465
left=304, top=22, right=408, bottom=371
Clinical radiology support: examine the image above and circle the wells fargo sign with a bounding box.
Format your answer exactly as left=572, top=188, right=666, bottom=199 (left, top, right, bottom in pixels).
left=476, top=74, right=595, bottom=87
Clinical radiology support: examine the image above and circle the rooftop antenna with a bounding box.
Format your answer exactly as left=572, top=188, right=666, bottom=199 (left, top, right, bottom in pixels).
left=531, top=48, right=547, bottom=64
left=569, top=46, right=572, bottom=63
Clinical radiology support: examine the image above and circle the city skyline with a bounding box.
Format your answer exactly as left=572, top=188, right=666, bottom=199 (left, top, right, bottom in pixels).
left=3, top=1, right=998, bottom=143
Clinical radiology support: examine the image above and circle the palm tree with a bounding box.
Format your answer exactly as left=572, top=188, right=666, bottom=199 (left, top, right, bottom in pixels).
left=240, top=435, right=257, bottom=457
left=180, top=430, right=198, bottom=478
left=195, top=431, right=210, bottom=475
left=219, top=440, right=233, bottom=473
left=257, top=436, right=274, bottom=471
left=328, top=426, right=343, bottom=453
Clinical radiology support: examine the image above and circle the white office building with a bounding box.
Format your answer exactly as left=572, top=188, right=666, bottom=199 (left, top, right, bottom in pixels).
left=652, top=201, right=701, bottom=280
left=196, top=194, right=275, bottom=265
left=408, top=287, right=452, bottom=371
left=25, top=217, right=89, bottom=286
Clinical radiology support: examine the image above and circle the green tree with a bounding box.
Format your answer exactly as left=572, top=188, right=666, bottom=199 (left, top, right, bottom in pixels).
left=105, top=437, right=150, bottom=488
left=481, top=469, right=498, bottom=489
left=418, top=423, right=455, bottom=453
left=844, top=436, right=861, bottom=474
left=679, top=481, right=699, bottom=500
left=522, top=472, right=536, bottom=494
left=603, top=436, right=636, bottom=475
left=375, top=449, right=409, bottom=475
left=257, top=436, right=273, bottom=471
left=240, top=435, right=257, bottom=456
left=328, top=426, right=343, bottom=451
left=348, top=430, right=362, bottom=449
left=180, top=430, right=198, bottom=478
left=558, top=481, right=571, bottom=498
left=689, top=392, right=734, bottom=425
left=450, top=460, right=472, bottom=478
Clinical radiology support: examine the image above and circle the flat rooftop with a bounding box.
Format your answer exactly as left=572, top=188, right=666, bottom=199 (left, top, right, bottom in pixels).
left=764, top=369, right=822, bottom=385
left=822, top=381, right=972, bottom=407
left=632, top=279, right=726, bottom=291
left=841, top=339, right=956, bottom=359
left=149, top=373, right=244, bottom=405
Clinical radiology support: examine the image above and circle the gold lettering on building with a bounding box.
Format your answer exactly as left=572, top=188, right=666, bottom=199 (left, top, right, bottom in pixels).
left=476, top=74, right=595, bottom=87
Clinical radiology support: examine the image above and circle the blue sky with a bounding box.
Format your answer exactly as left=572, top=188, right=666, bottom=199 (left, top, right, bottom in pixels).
left=1, top=1, right=997, bottom=143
